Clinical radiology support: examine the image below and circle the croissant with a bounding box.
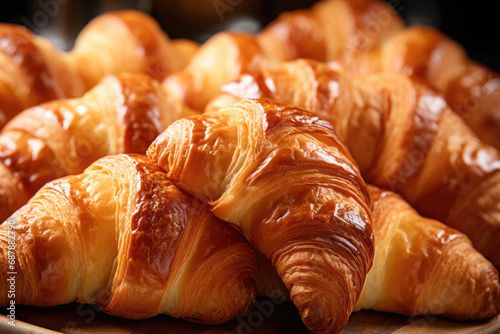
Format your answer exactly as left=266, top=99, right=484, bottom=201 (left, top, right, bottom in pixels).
left=0, top=153, right=257, bottom=323
left=68, top=10, right=197, bottom=89
left=0, top=24, right=85, bottom=129
left=0, top=73, right=196, bottom=222
left=0, top=10, right=198, bottom=128
left=257, top=185, right=500, bottom=319
left=147, top=98, right=375, bottom=334
left=355, top=185, right=500, bottom=319
left=163, top=0, right=403, bottom=113
left=259, top=0, right=500, bottom=149
left=163, top=32, right=267, bottom=112
left=258, top=0, right=404, bottom=63
left=340, top=25, right=500, bottom=150
left=207, top=59, right=500, bottom=268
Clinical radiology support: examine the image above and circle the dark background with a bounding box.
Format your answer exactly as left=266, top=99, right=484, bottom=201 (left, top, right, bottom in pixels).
left=1, top=0, right=499, bottom=72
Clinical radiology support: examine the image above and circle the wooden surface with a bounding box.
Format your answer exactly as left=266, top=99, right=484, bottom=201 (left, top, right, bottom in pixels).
left=1, top=301, right=499, bottom=334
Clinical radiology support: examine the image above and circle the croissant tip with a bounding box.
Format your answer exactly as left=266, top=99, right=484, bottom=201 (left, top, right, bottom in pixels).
left=495, top=281, right=500, bottom=315
left=299, top=302, right=341, bottom=334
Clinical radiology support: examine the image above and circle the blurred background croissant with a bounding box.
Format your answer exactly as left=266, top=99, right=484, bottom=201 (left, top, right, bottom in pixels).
left=2, top=0, right=499, bottom=73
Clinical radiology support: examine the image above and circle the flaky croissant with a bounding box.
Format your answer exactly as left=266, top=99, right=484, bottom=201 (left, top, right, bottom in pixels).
left=0, top=24, right=85, bottom=129
left=207, top=59, right=500, bottom=268
left=355, top=185, right=499, bottom=319
left=340, top=25, right=500, bottom=150
left=68, top=10, right=198, bottom=90
left=0, top=10, right=198, bottom=128
left=257, top=185, right=500, bottom=320
left=148, top=98, right=375, bottom=334
left=0, top=153, right=257, bottom=323
left=258, top=0, right=403, bottom=64
left=0, top=73, right=195, bottom=222
left=163, top=0, right=403, bottom=113
left=259, top=0, right=500, bottom=150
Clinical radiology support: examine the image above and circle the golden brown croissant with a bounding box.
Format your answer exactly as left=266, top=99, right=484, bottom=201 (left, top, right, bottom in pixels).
left=68, top=10, right=194, bottom=90
left=163, top=32, right=267, bottom=112
left=258, top=0, right=404, bottom=64
left=163, top=0, right=403, bottom=113
left=0, top=153, right=257, bottom=323
left=0, top=73, right=195, bottom=222
left=207, top=59, right=500, bottom=268
left=340, top=25, right=500, bottom=150
left=259, top=0, right=500, bottom=149
left=147, top=98, right=375, bottom=334
left=0, top=10, right=198, bottom=128
left=0, top=24, right=85, bottom=129
left=257, top=185, right=500, bottom=320
left=355, top=185, right=499, bottom=319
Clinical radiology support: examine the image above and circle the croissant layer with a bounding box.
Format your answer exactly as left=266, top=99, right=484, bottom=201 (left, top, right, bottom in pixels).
left=255, top=185, right=500, bottom=320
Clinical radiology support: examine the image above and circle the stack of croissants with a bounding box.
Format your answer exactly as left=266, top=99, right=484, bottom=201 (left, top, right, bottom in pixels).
left=0, top=0, right=499, bottom=333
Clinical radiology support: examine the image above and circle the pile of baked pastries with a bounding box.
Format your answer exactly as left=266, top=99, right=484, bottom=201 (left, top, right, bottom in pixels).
left=0, top=0, right=499, bottom=333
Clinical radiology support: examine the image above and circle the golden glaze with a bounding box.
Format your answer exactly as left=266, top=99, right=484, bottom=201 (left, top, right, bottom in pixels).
left=0, top=73, right=195, bottom=222
left=0, top=154, right=257, bottom=323
left=342, top=25, right=500, bottom=150
left=208, top=59, right=500, bottom=267
left=148, top=99, right=374, bottom=334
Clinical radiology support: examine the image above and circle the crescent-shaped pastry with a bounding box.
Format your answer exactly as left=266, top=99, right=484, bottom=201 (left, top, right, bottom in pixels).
left=207, top=59, right=500, bottom=268
left=148, top=98, right=375, bottom=333
left=0, top=73, right=195, bottom=222
left=0, top=154, right=257, bottom=323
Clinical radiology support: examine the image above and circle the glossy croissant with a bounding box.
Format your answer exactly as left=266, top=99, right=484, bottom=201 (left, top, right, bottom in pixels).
left=0, top=73, right=195, bottom=222
left=207, top=59, right=500, bottom=268
left=0, top=10, right=198, bottom=128
left=256, top=185, right=500, bottom=320
left=355, top=185, right=500, bottom=319
left=340, top=25, right=500, bottom=151
left=164, top=0, right=402, bottom=112
left=259, top=0, right=500, bottom=150
left=147, top=98, right=375, bottom=334
left=258, top=0, right=403, bottom=63
left=0, top=154, right=257, bottom=323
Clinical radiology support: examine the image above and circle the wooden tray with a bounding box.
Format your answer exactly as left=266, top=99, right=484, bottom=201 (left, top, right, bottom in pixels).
left=2, top=301, right=499, bottom=333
